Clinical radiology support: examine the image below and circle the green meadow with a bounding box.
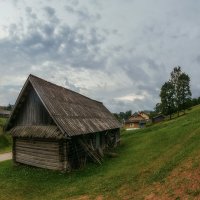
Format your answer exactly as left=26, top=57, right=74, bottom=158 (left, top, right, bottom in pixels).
left=0, top=106, right=200, bottom=199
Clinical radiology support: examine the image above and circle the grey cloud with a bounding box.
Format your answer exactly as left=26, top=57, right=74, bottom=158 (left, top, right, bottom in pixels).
left=64, top=78, right=89, bottom=94
left=68, top=0, right=79, bottom=6
left=103, top=96, right=156, bottom=113
left=25, top=7, right=37, bottom=19
left=65, top=79, right=81, bottom=93
left=117, top=56, right=151, bottom=83
left=196, top=55, right=200, bottom=63
left=65, top=5, right=101, bottom=22
left=0, top=85, right=22, bottom=105
left=0, top=13, right=108, bottom=71
left=11, top=0, right=19, bottom=6
left=44, top=6, right=55, bottom=17
left=43, top=6, right=59, bottom=24
left=42, top=24, right=55, bottom=36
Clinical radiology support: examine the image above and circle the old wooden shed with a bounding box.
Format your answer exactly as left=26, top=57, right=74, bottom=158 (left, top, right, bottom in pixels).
left=6, top=74, right=121, bottom=171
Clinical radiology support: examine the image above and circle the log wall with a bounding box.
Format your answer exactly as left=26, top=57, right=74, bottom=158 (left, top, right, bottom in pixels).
left=14, top=138, right=66, bottom=170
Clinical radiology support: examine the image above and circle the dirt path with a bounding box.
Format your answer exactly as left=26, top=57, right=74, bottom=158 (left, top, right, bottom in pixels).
left=0, top=152, right=12, bottom=162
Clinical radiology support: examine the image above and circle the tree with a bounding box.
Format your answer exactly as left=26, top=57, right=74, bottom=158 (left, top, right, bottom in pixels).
left=125, top=110, right=132, bottom=120
left=170, top=66, right=192, bottom=116
left=115, top=110, right=132, bottom=123
left=154, top=103, right=162, bottom=113
left=160, top=81, right=175, bottom=120
left=177, top=73, right=191, bottom=114
left=6, top=104, right=13, bottom=111
left=170, top=66, right=182, bottom=116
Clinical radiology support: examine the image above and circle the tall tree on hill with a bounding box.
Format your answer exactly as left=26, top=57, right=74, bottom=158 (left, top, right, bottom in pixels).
left=160, top=81, right=175, bottom=120
left=170, top=66, right=182, bottom=116
left=170, top=66, right=192, bottom=116
left=177, top=73, right=191, bottom=114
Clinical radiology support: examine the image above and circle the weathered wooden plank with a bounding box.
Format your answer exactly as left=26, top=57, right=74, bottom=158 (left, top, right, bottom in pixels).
left=16, top=151, right=60, bottom=160
left=16, top=147, right=59, bottom=156
left=16, top=152, right=60, bottom=163
left=16, top=158, right=62, bottom=170
left=16, top=143, right=59, bottom=151
left=16, top=140, right=59, bottom=147
left=12, top=137, right=16, bottom=164
left=16, top=143, right=59, bottom=149
left=16, top=140, right=58, bottom=146
left=16, top=155, right=60, bottom=166
left=15, top=146, right=60, bottom=156
left=16, top=153, right=61, bottom=165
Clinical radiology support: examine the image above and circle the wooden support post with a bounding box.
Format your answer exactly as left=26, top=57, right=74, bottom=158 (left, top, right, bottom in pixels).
left=59, top=140, right=65, bottom=171
left=12, top=137, right=17, bottom=165
left=63, top=141, right=68, bottom=172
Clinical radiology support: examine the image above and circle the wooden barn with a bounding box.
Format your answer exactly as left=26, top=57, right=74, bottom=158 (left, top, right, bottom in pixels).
left=6, top=74, right=121, bottom=171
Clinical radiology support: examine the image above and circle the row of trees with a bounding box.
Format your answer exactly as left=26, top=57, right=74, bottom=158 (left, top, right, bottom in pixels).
left=157, top=66, right=192, bottom=119
left=113, top=110, right=132, bottom=122
left=190, top=97, right=200, bottom=106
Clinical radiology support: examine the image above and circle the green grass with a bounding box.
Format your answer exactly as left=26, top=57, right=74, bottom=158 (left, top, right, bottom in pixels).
left=0, top=118, right=12, bottom=154
left=0, top=118, right=7, bottom=127
left=0, top=135, right=11, bottom=154
left=0, top=106, right=200, bottom=199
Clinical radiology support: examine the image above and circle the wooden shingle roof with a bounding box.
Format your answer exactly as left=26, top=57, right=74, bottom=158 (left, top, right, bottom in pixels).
left=7, top=74, right=121, bottom=137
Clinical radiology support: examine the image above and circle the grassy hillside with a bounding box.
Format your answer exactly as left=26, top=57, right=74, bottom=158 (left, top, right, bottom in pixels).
left=0, top=106, right=200, bottom=199
left=0, top=118, right=12, bottom=154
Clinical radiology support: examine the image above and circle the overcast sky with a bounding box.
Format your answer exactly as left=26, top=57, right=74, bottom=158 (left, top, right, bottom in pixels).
left=0, top=0, right=200, bottom=113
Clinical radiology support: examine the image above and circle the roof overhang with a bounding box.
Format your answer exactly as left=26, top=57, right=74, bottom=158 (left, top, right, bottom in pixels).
left=10, top=125, right=66, bottom=139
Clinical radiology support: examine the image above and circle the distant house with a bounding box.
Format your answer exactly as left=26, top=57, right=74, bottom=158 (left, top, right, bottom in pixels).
left=138, top=112, right=150, bottom=121
left=124, top=112, right=147, bottom=129
left=6, top=74, right=121, bottom=171
left=0, top=109, right=11, bottom=118
left=152, top=114, right=165, bottom=123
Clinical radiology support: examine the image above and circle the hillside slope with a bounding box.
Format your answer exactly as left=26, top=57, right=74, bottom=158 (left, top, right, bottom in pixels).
left=0, top=106, right=200, bottom=199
